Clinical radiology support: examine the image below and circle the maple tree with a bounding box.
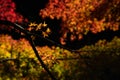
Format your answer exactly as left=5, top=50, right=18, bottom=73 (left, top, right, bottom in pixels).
left=40, top=0, right=120, bottom=44
left=0, top=0, right=28, bottom=23
left=0, top=0, right=120, bottom=79
left=0, top=0, right=28, bottom=31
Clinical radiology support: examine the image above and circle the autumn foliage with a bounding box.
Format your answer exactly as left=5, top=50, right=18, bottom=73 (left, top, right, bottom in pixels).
left=0, top=0, right=27, bottom=23
left=0, top=0, right=28, bottom=31
left=40, top=0, right=120, bottom=44
left=1, top=34, right=120, bottom=79
left=0, top=0, right=120, bottom=79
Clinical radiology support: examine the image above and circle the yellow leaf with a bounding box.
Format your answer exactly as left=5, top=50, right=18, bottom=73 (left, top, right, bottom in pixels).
left=46, top=28, right=51, bottom=33
left=5, top=52, right=11, bottom=58
left=29, top=22, right=37, bottom=27
left=42, top=21, right=47, bottom=27
left=36, top=23, right=42, bottom=30
left=1, top=44, right=6, bottom=49
left=42, top=32, right=48, bottom=37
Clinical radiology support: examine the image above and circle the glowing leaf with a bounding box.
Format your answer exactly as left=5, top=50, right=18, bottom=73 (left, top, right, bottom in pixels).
left=42, top=21, right=47, bottom=27
left=46, top=28, right=51, bottom=33
left=50, top=15, right=54, bottom=19
left=42, top=32, right=48, bottom=37
left=36, top=23, right=42, bottom=30
left=29, top=22, right=37, bottom=27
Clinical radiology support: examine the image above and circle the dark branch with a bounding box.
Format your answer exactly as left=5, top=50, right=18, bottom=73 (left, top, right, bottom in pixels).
left=27, top=35, right=56, bottom=80
left=0, top=20, right=57, bottom=80
left=0, top=58, right=17, bottom=63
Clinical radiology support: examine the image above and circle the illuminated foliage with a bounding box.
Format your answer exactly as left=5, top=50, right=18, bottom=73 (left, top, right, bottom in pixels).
left=0, top=0, right=120, bottom=79
left=1, top=35, right=120, bottom=79
left=28, top=21, right=51, bottom=37
left=40, top=0, right=120, bottom=44
left=0, top=0, right=28, bottom=23
left=0, top=34, right=76, bottom=79
left=0, top=0, right=28, bottom=31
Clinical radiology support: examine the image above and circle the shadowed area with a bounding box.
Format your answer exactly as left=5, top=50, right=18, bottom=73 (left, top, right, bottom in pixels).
left=13, top=0, right=49, bottom=21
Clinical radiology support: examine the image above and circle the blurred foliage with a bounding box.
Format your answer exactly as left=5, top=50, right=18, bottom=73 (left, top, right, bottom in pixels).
left=28, top=21, right=51, bottom=38
left=0, top=34, right=120, bottom=80
left=40, top=0, right=120, bottom=44
left=0, top=0, right=27, bottom=23
left=0, top=0, right=28, bottom=36
left=0, top=0, right=120, bottom=79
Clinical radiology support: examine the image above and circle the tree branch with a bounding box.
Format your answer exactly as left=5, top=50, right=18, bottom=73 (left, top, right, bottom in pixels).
left=0, top=20, right=56, bottom=80
left=27, top=34, right=56, bottom=80
left=0, top=58, right=17, bottom=63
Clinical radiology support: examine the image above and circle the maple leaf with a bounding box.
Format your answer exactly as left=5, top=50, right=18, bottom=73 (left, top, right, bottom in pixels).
left=42, top=21, right=47, bottom=27
left=29, top=22, right=37, bottom=27
left=36, top=23, right=42, bottom=30
left=46, top=28, right=51, bottom=33
left=42, top=32, right=48, bottom=37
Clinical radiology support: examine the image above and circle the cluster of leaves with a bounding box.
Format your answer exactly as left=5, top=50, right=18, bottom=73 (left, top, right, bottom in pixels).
left=0, top=0, right=51, bottom=39
left=28, top=21, right=51, bottom=37
left=0, top=0, right=28, bottom=31
left=40, top=0, right=120, bottom=44
left=0, top=35, right=49, bottom=79
left=80, top=36, right=120, bottom=57
left=1, top=34, right=120, bottom=80
left=0, top=34, right=75, bottom=79
left=0, top=0, right=120, bottom=79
